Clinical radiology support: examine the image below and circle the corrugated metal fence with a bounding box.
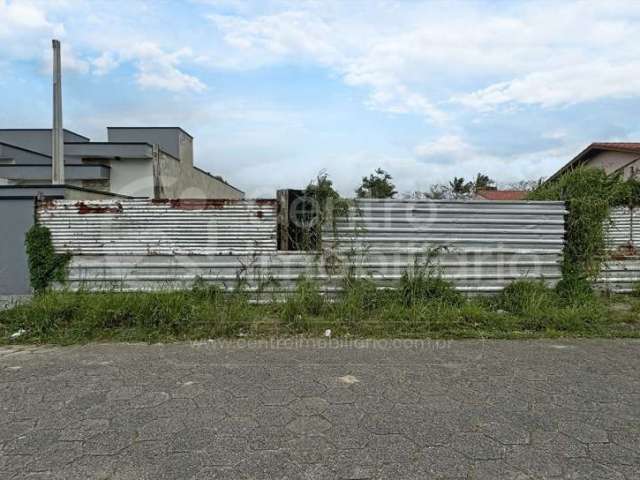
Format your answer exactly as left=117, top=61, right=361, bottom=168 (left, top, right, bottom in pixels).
left=605, top=206, right=639, bottom=252
left=327, top=199, right=566, bottom=251
left=600, top=206, right=640, bottom=292
left=38, top=198, right=567, bottom=295
left=38, top=199, right=278, bottom=255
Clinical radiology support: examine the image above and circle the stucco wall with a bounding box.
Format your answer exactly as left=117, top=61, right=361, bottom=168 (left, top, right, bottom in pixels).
left=0, top=198, right=34, bottom=295
left=155, top=151, right=244, bottom=199
left=586, top=151, right=640, bottom=179
left=62, top=187, right=126, bottom=200
left=109, top=158, right=154, bottom=197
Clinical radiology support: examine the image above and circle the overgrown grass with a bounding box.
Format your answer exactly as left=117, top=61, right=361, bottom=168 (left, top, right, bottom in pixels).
left=1, top=276, right=638, bottom=345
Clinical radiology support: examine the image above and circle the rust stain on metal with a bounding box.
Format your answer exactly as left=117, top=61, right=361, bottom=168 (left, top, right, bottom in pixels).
left=255, top=199, right=277, bottom=206
left=38, top=199, right=56, bottom=210
left=75, top=201, right=123, bottom=214
left=611, top=243, right=638, bottom=259
left=173, top=199, right=225, bottom=210
left=149, top=198, right=276, bottom=210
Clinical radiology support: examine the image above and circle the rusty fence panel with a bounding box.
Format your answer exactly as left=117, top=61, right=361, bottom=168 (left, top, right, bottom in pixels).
left=39, top=198, right=567, bottom=295
left=38, top=198, right=278, bottom=255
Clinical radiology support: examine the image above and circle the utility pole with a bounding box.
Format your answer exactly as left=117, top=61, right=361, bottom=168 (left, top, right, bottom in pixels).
left=52, top=39, right=64, bottom=184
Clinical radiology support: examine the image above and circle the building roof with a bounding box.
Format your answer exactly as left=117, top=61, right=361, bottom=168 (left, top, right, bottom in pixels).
left=589, top=142, right=640, bottom=154
left=0, top=128, right=90, bottom=141
left=475, top=189, right=527, bottom=201
left=548, top=142, right=640, bottom=182
left=107, top=126, right=194, bottom=139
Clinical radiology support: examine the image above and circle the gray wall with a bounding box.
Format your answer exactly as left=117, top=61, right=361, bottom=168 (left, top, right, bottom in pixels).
left=0, top=129, right=88, bottom=156
left=0, top=198, right=35, bottom=295
left=0, top=143, right=52, bottom=165
left=107, top=128, right=185, bottom=159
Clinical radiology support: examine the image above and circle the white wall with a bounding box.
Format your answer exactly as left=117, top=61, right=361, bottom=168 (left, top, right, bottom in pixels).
left=109, top=159, right=154, bottom=197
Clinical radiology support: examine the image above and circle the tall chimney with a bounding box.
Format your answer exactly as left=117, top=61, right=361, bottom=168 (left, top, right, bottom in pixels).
left=52, top=39, right=64, bottom=184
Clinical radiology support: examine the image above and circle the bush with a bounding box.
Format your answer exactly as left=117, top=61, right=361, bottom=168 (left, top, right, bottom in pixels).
left=496, top=280, right=556, bottom=317
left=24, top=224, right=70, bottom=293
left=337, top=277, right=382, bottom=319
left=399, top=251, right=463, bottom=306
left=555, top=275, right=594, bottom=306
left=280, top=277, right=325, bottom=331
left=191, top=276, right=224, bottom=302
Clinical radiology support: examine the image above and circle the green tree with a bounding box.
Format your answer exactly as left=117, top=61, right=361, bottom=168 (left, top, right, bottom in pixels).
left=296, top=170, right=350, bottom=250
left=449, top=177, right=473, bottom=196
left=356, top=168, right=397, bottom=199
left=473, top=173, right=494, bottom=191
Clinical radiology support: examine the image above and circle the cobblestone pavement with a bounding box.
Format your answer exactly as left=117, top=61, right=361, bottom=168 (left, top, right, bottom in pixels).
left=0, top=339, right=639, bottom=479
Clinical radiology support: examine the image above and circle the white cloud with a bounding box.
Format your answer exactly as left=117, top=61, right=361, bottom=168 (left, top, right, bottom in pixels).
left=40, top=42, right=90, bottom=74
left=414, top=135, right=474, bottom=164
left=128, top=44, right=206, bottom=93
left=91, top=51, right=119, bottom=76
left=206, top=1, right=640, bottom=117
left=0, top=0, right=64, bottom=61
left=0, top=0, right=56, bottom=34
left=456, top=61, right=640, bottom=110
left=0, top=2, right=207, bottom=92
left=7, top=1, right=640, bottom=110
left=209, top=11, right=341, bottom=64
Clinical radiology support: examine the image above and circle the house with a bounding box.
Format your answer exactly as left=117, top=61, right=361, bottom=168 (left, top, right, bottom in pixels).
left=474, top=188, right=527, bottom=201
left=0, top=127, right=244, bottom=199
left=548, top=142, right=640, bottom=182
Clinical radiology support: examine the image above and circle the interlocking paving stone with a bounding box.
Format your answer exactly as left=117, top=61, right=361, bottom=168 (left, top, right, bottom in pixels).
left=478, top=419, right=530, bottom=446
left=559, top=420, right=610, bottom=444
left=59, top=419, right=110, bottom=442
left=83, top=430, right=135, bottom=456
left=288, top=397, right=329, bottom=416
left=286, top=415, right=332, bottom=435
left=0, top=339, right=638, bottom=479
left=285, top=435, right=335, bottom=464
left=451, top=432, right=506, bottom=460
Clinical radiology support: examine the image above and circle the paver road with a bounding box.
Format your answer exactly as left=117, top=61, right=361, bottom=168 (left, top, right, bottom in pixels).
left=0, top=338, right=639, bottom=479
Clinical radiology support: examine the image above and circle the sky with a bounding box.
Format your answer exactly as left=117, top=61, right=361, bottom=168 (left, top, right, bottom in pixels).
left=1, top=0, right=640, bottom=197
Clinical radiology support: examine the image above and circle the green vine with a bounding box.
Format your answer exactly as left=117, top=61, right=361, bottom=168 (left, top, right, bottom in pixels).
left=529, top=167, right=640, bottom=281
left=25, top=224, right=70, bottom=293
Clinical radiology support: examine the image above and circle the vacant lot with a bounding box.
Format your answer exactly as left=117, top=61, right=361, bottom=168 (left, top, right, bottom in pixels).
left=1, top=339, right=638, bottom=479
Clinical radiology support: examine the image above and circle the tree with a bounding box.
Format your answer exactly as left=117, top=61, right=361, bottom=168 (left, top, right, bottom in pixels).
left=473, top=173, right=494, bottom=191
left=425, top=184, right=449, bottom=199
left=449, top=177, right=473, bottom=196
left=505, top=179, right=544, bottom=192
left=356, top=168, right=397, bottom=198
